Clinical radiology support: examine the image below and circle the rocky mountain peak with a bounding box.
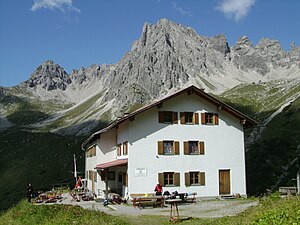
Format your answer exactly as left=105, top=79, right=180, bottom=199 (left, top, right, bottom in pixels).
left=24, top=60, right=71, bottom=91
left=234, top=36, right=253, bottom=49
left=207, top=34, right=230, bottom=56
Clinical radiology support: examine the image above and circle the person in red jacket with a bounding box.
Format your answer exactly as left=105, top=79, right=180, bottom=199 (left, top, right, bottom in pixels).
left=75, top=176, right=83, bottom=189
left=154, top=182, right=163, bottom=196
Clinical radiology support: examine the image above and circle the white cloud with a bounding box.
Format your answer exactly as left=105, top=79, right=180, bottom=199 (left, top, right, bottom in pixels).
left=31, top=0, right=80, bottom=13
left=172, top=1, right=193, bottom=17
left=216, top=0, right=256, bottom=21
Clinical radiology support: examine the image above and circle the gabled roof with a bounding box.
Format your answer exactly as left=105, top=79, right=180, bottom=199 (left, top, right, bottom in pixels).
left=82, top=85, right=256, bottom=149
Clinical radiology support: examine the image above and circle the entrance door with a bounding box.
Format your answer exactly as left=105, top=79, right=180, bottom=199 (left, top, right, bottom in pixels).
left=219, top=170, right=230, bottom=195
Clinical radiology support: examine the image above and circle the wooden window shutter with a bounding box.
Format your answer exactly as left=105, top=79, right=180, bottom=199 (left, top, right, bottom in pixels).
left=200, top=172, right=205, bottom=185
left=214, top=113, right=219, bottom=125
left=199, top=141, right=205, bottom=155
left=158, top=173, right=164, bottom=186
left=173, top=112, right=178, bottom=124
left=123, top=173, right=128, bottom=187
left=158, top=111, right=164, bottom=123
left=184, top=141, right=189, bottom=155
left=94, top=171, right=97, bottom=182
left=174, top=173, right=180, bottom=186
left=201, top=113, right=206, bottom=124
left=194, top=113, right=199, bottom=124
left=117, top=144, right=121, bottom=156
left=180, top=112, right=185, bottom=124
left=92, top=147, right=96, bottom=156
left=174, top=141, right=179, bottom=155
left=123, top=141, right=128, bottom=155
left=185, top=172, right=190, bottom=186
left=158, top=141, right=164, bottom=155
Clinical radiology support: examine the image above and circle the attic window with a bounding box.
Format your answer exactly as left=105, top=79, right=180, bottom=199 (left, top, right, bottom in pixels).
left=201, top=113, right=219, bottom=125
left=158, top=111, right=178, bottom=124
left=180, top=112, right=199, bottom=124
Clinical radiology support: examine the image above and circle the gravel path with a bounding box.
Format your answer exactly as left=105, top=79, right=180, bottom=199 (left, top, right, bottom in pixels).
left=57, top=194, right=259, bottom=218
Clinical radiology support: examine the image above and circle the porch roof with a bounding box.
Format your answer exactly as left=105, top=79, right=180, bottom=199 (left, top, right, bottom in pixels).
left=95, top=159, right=128, bottom=170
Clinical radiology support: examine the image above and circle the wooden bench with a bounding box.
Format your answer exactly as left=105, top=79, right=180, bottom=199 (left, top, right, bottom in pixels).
left=131, top=194, right=164, bottom=209
left=279, top=187, right=297, bottom=196
left=185, top=192, right=197, bottom=203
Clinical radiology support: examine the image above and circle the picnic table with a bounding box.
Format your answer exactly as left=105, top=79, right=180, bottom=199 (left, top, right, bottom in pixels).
left=132, top=196, right=164, bottom=209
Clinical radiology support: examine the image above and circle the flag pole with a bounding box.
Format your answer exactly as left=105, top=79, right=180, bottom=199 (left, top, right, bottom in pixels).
left=74, top=154, right=77, bottom=182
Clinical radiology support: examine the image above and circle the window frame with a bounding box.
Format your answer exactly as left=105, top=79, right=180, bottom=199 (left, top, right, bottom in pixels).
left=189, top=141, right=199, bottom=155
left=158, top=111, right=178, bottom=124
left=201, top=112, right=219, bottom=125
left=158, top=141, right=179, bottom=155
left=164, top=172, right=174, bottom=186
left=185, top=171, right=205, bottom=186
left=184, top=141, right=205, bottom=155
left=163, top=141, right=173, bottom=155
left=180, top=112, right=199, bottom=125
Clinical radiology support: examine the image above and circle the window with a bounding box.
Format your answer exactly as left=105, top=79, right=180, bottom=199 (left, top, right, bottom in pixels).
left=123, top=141, right=128, bottom=155
left=158, top=111, right=178, bottom=124
left=164, top=172, right=174, bottom=186
left=189, top=141, right=198, bottom=154
left=185, top=172, right=205, bottom=186
left=180, top=112, right=199, bottom=124
left=164, top=141, right=173, bottom=154
left=184, top=141, right=205, bottom=155
left=157, top=141, right=179, bottom=155
left=158, top=172, right=180, bottom=186
left=201, top=113, right=219, bottom=125
left=185, top=112, right=194, bottom=123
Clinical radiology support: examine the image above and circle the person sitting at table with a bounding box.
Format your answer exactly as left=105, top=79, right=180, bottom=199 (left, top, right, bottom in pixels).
left=154, top=182, right=163, bottom=196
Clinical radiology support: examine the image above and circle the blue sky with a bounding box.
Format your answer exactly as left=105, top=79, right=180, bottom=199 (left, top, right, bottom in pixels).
left=0, top=0, right=299, bottom=87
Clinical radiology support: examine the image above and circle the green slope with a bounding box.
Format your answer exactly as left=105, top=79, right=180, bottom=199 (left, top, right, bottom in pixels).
left=220, top=79, right=300, bottom=195
left=0, top=127, right=85, bottom=211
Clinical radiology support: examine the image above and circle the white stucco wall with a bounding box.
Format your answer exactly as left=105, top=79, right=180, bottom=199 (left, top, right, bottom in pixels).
left=126, top=93, right=246, bottom=197
left=85, top=91, right=248, bottom=198
left=86, top=128, right=118, bottom=193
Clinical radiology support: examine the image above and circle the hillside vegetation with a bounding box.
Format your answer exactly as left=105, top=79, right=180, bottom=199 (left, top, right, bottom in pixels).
left=0, top=127, right=85, bottom=211
left=220, top=79, right=300, bottom=195
left=0, top=195, right=299, bottom=225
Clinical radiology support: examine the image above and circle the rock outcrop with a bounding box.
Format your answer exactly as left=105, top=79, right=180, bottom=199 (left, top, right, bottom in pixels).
left=4, top=18, right=299, bottom=127
left=24, top=60, right=71, bottom=91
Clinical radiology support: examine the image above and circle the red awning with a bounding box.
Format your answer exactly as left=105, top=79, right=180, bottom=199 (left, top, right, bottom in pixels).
left=95, top=159, right=128, bottom=170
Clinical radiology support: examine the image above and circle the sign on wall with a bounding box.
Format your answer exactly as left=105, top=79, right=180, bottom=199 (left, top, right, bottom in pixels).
left=134, top=168, right=147, bottom=177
